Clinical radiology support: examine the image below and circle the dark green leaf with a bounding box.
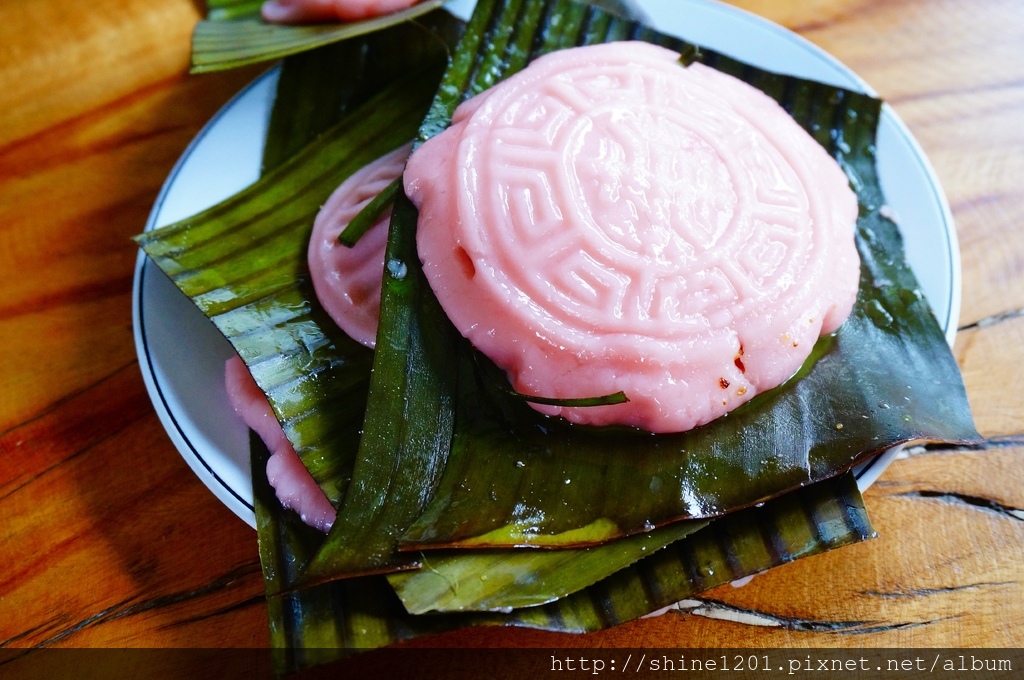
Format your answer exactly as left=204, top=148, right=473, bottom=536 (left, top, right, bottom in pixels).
left=260, top=11, right=464, bottom=169
left=263, top=471, right=873, bottom=673
left=296, top=190, right=462, bottom=583
left=386, top=519, right=705, bottom=614
left=252, top=433, right=325, bottom=597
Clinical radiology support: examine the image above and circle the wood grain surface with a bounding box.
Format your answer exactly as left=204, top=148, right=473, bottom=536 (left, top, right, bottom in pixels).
left=1, top=0, right=1022, bottom=672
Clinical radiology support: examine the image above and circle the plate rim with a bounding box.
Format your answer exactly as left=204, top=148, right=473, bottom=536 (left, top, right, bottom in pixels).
left=131, top=68, right=281, bottom=524
left=133, top=0, right=962, bottom=528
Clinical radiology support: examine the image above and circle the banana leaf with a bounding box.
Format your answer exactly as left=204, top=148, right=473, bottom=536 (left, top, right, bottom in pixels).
left=259, top=13, right=464, bottom=170
left=258, top=457, right=873, bottom=673
left=386, top=518, right=707, bottom=614
left=191, top=0, right=449, bottom=73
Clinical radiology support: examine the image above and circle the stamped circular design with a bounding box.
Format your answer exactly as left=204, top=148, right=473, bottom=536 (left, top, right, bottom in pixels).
left=474, top=58, right=828, bottom=337
left=407, top=42, right=860, bottom=433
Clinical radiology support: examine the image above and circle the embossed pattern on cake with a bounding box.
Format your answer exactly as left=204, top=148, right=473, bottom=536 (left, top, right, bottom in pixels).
left=405, top=41, right=861, bottom=434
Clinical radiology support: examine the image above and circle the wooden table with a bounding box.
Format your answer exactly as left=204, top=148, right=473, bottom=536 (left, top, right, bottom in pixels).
left=2, top=0, right=1022, bottom=673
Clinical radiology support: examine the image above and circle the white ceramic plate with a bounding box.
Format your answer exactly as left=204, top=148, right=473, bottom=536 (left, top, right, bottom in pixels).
left=132, top=0, right=961, bottom=528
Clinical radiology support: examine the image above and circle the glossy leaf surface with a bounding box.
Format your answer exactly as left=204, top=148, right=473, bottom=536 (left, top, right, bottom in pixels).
left=387, top=519, right=706, bottom=613
left=262, top=469, right=873, bottom=672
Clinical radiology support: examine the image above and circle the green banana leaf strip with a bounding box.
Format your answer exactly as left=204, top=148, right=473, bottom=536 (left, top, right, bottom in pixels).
left=263, top=469, right=873, bottom=673
left=137, top=28, right=452, bottom=509
left=245, top=0, right=711, bottom=609
left=339, top=178, right=403, bottom=246
left=386, top=518, right=706, bottom=614
left=296, top=189, right=461, bottom=583
left=191, top=0, right=449, bottom=73
left=379, top=0, right=980, bottom=550
left=194, top=0, right=645, bottom=77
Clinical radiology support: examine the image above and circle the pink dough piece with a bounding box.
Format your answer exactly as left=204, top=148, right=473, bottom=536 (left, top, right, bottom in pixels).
left=308, top=143, right=411, bottom=348
left=405, top=42, right=860, bottom=434
left=224, top=356, right=336, bottom=532
left=261, top=0, right=421, bottom=24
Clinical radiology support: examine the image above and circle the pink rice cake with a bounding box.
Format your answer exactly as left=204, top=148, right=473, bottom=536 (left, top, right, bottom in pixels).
left=261, top=0, right=422, bottom=24
left=405, top=41, right=860, bottom=434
